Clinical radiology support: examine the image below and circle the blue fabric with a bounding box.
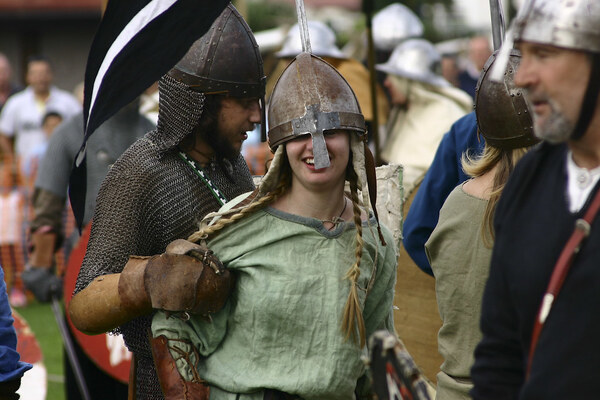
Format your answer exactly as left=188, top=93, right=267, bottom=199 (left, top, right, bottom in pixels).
left=0, top=268, right=32, bottom=381
left=458, top=71, right=478, bottom=99
left=402, top=112, right=485, bottom=275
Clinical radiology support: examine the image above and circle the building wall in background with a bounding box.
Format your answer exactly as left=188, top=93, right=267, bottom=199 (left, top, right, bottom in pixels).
left=0, top=1, right=101, bottom=94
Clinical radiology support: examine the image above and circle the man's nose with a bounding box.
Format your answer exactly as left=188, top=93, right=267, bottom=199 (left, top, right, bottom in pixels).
left=514, top=58, right=533, bottom=89
left=249, top=100, right=261, bottom=123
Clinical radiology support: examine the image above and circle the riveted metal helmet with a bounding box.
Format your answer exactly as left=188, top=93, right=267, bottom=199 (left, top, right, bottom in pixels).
left=513, top=0, right=600, bottom=53
left=276, top=21, right=345, bottom=59
left=475, top=49, right=539, bottom=149
left=168, top=4, right=266, bottom=98
left=268, top=52, right=366, bottom=169
left=373, top=3, right=423, bottom=52
left=376, top=39, right=448, bottom=87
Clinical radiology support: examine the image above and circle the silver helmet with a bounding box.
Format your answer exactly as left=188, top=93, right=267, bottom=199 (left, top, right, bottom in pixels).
left=475, top=49, right=539, bottom=149
left=276, top=21, right=345, bottom=59
left=512, top=0, right=600, bottom=140
left=375, top=39, right=448, bottom=87
left=373, top=3, right=423, bottom=52
left=268, top=52, right=365, bottom=170
left=513, top=0, right=600, bottom=53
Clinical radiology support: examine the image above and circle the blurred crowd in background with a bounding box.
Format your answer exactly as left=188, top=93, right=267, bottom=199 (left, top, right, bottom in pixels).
left=0, top=0, right=495, bottom=310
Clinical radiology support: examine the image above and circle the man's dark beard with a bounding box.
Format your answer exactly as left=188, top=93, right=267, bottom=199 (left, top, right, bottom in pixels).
left=192, top=94, right=244, bottom=177
left=200, top=128, right=239, bottom=162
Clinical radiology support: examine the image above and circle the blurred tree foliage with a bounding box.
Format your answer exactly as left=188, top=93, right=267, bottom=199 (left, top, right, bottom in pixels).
left=245, top=1, right=296, bottom=32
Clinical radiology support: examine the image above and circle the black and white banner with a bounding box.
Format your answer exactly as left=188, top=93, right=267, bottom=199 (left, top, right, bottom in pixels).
left=70, top=0, right=229, bottom=228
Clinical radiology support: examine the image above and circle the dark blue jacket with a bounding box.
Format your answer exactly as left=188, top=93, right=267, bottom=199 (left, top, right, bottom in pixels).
left=0, top=267, right=32, bottom=382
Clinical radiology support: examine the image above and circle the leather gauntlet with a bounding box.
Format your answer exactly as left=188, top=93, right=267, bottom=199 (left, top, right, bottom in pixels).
left=119, top=241, right=233, bottom=316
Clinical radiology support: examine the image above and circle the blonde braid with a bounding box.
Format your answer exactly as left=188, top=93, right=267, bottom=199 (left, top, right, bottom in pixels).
left=341, top=175, right=366, bottom=347
left=188, top=181, right=289, bottom=243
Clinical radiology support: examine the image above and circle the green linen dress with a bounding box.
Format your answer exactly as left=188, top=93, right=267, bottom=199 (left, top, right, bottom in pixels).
left=153, top=197, right=398, bottom=400
left=425, top=185, right=492, bottom=400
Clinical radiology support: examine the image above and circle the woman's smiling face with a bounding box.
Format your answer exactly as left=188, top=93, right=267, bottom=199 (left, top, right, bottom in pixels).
left=285, top=130, right=351, bottom=192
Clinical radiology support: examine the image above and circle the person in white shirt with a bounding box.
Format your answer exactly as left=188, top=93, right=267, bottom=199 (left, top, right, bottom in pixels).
left=0, top=55, right=80, bottom=174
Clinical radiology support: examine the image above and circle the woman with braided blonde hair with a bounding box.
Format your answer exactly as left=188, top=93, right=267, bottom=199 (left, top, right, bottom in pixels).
left=151, top=52, right=398, bottom=400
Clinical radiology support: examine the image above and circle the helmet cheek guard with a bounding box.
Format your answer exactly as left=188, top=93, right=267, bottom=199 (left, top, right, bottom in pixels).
left=475, top=49, right=538, bottom=149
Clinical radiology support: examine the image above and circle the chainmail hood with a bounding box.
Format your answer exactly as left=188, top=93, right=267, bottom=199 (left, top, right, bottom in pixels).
left=150, top=74, right=206, bottom=152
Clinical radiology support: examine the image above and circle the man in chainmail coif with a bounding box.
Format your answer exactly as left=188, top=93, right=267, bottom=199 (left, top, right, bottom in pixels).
left=68, top=5, right=265, bottom=399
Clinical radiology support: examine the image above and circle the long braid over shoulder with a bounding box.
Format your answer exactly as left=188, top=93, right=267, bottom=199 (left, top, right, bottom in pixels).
left=187, top=182, right=288, bottom=243
left=188, top=155, right=291, bottom=243
left=341, top=168, right=367, bottom=348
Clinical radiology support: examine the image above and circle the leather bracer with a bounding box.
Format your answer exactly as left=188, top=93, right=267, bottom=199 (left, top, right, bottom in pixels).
left=150, top=334, right=210, bottom=400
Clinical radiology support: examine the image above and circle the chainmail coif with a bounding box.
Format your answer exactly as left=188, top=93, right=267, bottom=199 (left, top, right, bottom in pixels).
left=74, top=75, right=255, bottom=399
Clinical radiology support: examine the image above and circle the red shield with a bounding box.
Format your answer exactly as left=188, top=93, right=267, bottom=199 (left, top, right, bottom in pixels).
left=64, top=224, right=132, bottom=383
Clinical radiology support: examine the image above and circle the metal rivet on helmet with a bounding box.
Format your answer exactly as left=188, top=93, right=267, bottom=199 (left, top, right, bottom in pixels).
left=167, top=4, right=266, bottom=98
left=475, top=49, right=539, bottom=149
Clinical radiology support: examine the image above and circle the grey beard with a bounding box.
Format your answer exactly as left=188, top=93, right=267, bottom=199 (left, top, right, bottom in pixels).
left=532, top=99, right=575, bottom=144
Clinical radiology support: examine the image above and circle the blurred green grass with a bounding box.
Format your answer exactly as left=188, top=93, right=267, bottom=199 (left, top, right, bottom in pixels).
left=16, top=299, right=65, bottom=400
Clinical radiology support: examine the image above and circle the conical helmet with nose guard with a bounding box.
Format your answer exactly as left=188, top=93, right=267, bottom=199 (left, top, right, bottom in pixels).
left=267, top=52, right=365, bottom=170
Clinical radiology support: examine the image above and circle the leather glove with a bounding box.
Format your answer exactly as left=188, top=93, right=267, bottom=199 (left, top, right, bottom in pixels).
left=119, top=249, right=233, bottom=317
left=22, top=267, right=63, bottom=302
left=144, top=252, right=232, bottom=315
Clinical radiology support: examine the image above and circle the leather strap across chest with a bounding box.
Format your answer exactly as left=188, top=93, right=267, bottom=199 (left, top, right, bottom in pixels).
left=527, top=185, right=600, bottom=377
